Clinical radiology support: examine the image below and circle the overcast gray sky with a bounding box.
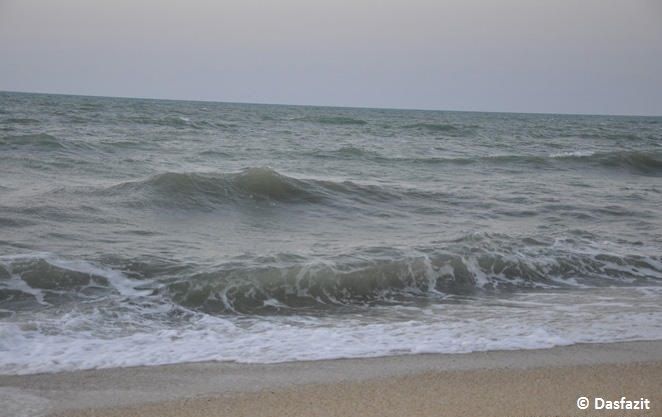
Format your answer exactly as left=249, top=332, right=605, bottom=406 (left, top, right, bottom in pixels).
left=1, top=0, right=661, bottom=115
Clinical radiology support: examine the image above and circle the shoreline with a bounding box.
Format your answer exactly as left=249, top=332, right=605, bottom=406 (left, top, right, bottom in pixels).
left=1, top=340, right=661, bottom=417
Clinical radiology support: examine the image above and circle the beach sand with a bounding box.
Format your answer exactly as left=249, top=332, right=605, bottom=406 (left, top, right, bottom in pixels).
left=1, top=341, right=661, bottom=417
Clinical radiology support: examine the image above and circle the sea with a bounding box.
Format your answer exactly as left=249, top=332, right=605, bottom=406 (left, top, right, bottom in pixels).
left=1, top=91, right=661, bottom=375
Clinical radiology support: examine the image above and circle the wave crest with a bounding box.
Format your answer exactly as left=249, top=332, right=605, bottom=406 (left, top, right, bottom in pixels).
left=402, top=123, right=460, bottom=132
left=103, top=167, right=407, bottom=208
left=0, top=133, right=63, bottom=149
left=162, top=239, right=662, bottom=313
left=104, top=167, right=328, bottom=208
left=297, top=116, right=368, bottom=125
left=3, top=237, right=661, bottom=315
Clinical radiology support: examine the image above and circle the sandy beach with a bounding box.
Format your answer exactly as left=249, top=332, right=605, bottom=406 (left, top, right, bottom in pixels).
left=1, top=340, right=660, bottom=417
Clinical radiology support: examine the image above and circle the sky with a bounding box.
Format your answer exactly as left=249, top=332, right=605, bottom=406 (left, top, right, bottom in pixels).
left=1, top=0, right=661, bottom=115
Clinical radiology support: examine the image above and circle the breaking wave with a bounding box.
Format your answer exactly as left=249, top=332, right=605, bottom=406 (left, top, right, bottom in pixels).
left=543, top=150, right=662, bottom=175
left=313, top=149, right=662, bottom=175
left=3, top=237, right=660, bottom=314
left=162, top=239, right=662, bottom=313
left=587, top=151, right=662, bottom=175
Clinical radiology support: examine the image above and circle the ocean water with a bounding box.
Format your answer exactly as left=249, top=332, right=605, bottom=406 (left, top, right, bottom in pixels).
left=1, top=91, right=662, bottom=375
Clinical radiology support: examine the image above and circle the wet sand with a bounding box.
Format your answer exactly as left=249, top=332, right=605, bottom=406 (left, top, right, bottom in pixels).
left=1, top=341, right=661, bottom=417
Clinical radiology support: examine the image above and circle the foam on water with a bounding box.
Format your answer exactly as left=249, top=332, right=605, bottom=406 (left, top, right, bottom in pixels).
left=1, top=286, right=661, bottom=374
left=550, top=150, right=595, bottom=158
left=0, top=253, right=150, bottom=299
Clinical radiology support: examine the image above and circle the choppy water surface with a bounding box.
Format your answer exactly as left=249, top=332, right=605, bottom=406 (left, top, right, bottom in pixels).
left=1, top=91, right=661, bottom=374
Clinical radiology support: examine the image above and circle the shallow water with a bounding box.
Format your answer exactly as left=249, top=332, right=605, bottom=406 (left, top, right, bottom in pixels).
left=1, top=91, right=662, bottom=374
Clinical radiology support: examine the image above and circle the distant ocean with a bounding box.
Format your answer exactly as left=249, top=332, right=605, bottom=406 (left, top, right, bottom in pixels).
left=1, top=91, right=661, bottom=375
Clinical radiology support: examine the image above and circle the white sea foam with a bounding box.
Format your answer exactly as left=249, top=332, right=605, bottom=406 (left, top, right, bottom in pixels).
left=550, top=150, right=595, bottom=158
left=1, top=287, right=661, bottom=375
left=0, top=253, right=151, bottom=297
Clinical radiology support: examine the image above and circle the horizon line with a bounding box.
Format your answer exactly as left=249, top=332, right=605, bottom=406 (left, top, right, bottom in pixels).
left=2, top=89, right=660, bottom=118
